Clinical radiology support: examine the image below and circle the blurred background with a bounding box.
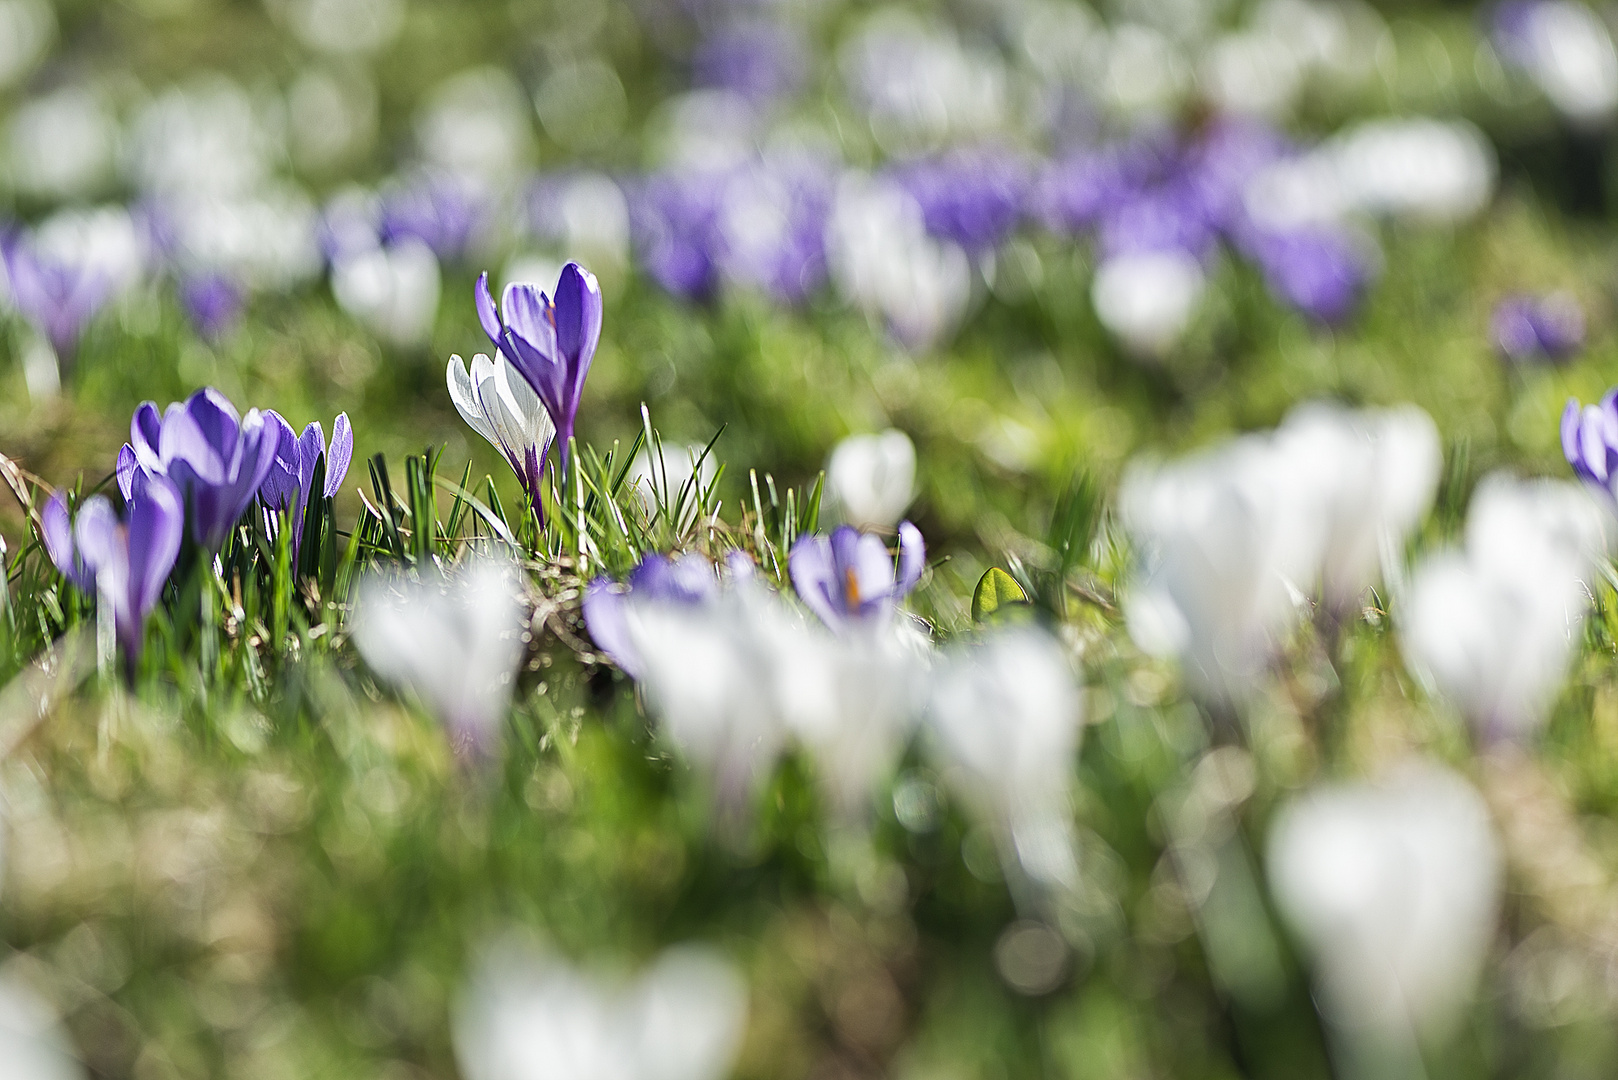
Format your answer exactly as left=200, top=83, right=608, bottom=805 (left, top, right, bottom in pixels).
left=8, top=0, right=1618, bottom=1077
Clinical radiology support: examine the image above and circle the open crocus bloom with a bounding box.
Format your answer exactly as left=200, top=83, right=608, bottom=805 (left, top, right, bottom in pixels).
left=116, top=387, right=280, bottom=552
left=581, top=552, right=724, bottom=679
left=42, top=472, right=184, bottom=663
left=1561, top=389, right=1618, bottom=502
left=448, top=351, right=555, bottom=498
left=788, top=521, right=925, bottom=631
left=259, top=410, right=353, bottom=554
left=475, top=261, right=600, bottom=465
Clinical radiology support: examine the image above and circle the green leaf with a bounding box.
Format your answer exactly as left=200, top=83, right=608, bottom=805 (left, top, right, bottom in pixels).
left=972, top=567, right=1030, bottom=624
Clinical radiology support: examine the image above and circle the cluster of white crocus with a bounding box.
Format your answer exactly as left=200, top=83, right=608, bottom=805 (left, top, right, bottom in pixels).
left=824, top=429, right=918, bottom=530
left=350, top=557, right=528, bottom=758
left=455, top=942, right=748, bottom=1080
left=824, top=174, right=972, bottom=354
left=1267, top=762, right=1501, bottom=1047
left=1400, top=474, right=1608, bottom=740
left=620, top=577, right=929, bottom=823
left=614, top=573, right=1085, bottom=886
left=1121, top=402, right=1442, bottom=704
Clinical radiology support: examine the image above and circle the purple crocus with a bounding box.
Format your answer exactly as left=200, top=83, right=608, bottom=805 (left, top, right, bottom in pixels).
left=629, top=171, right=723, bottom=301
left=789, top=522, right=925, bottom=631
left=1241, top=225, right=1374, bottom=324
left=1, top=229, right=119, bottom=359
left=259, top=410, right=354, bottom=555
left=41, top=472, right=184, bottom=663
left=1493, top=293, right=1584, bottom=363
left=379, top=174, right=485, bottom=263
left=179, top=272, right=244, bottom=342
left=474, top=262, right=601, bottom=467
left=582, top=552, right=723, bottom=678
left=692, top=20, right=809, bottom=104
left=714, top=156, right=834, bottom=303
left=890, top=147, right=1031, bottom=254
left=1562, top=390, right=1618, bottom=500
left=116, top=388, right=280, bottom=552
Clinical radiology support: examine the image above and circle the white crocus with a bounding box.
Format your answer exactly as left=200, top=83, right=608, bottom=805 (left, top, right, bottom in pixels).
left=448, top=352, right=556, bottom=496
left=1120, top=434, right=1318, bottom=704
left=925, top=627, right=1083, bottom=890
left=825, top=429, right=918, bottom=530
left=350, top=557, right=527, bottom=757
left=1273, top=403, right=1442, bottom=611
left=455, top=941, right=748, bottom=1080
left=1509, top=0, right=1618, bottom=123
left=1267, top=762, right=1500, bottom=1045
left=1328, top=117, right=1496, bottom=222
left=825, top=174, right=972, bottom=353
left=1400, top=474, right=1607, bottom=739
left=0, top=973, right=84, bottom=1080
left=1090, top=249, right=1206, bottom=355
left=331, top=236, right=441, bottom=348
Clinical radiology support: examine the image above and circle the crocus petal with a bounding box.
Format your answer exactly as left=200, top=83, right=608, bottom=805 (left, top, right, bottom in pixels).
left=297, top=422, right=326, bottom=499
left=258, top=410, right=303, bottom=514
left=502, top=325, right=566, bottom=411
left=492, top=354, right=556, bottom=453
left=130, top=401, right=164, bottom=472
left=182, top=387, right=243, bottom=466
left=475, top=272, right=503, bottom=348
left=449, top=354, right=502, bottom=449
left=846, top=531, right=898, bottom=617
left=71, top=497, right=122, bottom=587
left=789, top=534, right=844, bottom=628
left=553, top=261, right=602, bottom=399
left=582, top=577, right=643, bottom=678
left=116, top=444, right=138, bottom=501
left=1562, top=398, right=1583, bottom=471
left=501, top=281, right=556, bottom=354
left=125, top=472, right=183, bottom=633
left=895, top=520, right=926, bottom=596
left=42, top=492, right=93, bottom=592
left=325, top=413, right=354, bottom=497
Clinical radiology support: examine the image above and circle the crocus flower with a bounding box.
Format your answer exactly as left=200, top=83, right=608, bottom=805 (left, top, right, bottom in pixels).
left=178, top=271, right=243, bottom=341
left=1267, top=762, right=1500, bottom=1041
left=42, top=472, right=184, bottom=663
left=1494, top=292, right=1584, bottom=363
left=475, top=262, right=601, bottom=467
left=1493, top=0, right=1618, bottom=123
left=926, top=627, right=1083, bottom=891
left=628, top=172, right=722, bottom=301
left=259, top=409, right=354, bottom=555
left=789, top=521, right=925, bottom=631
left=1241, top=225, right=1374, bottom=324
left=331, top=236, right=442, bottom=348
left=350, top=557, right=527, bottom=760
left=889, top=146, right=1031, bottom=254
left=116, top=387, right=280, bottom=553
left=1561, top=390, right=1618, bottom=500
left=1, top=227, right=121, bottom=359
left=379, top=173, right=486, bottom=263
left=582, top=552, right=722, bottom=678
left=447, top=352, right=555, bottom=499
left=455, top=942, right=748, bottom=1080
left=825, top=429, right=917, bottom=530
left=1400, top=474, right=1607, bottom=739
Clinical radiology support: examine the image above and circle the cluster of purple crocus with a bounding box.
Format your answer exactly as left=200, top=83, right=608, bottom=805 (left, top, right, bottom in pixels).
left=581, top=521, right=926, bottom=674
left=45, top=387, right=353, bottom=664
left=1036, top=121, right=1375, bottom=325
